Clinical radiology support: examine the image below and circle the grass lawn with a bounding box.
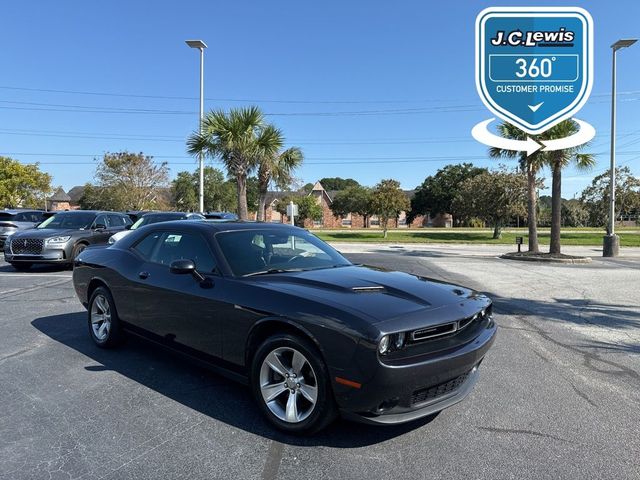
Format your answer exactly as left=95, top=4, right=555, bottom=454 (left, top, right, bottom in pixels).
left=314, top=229, right=640, bottom=247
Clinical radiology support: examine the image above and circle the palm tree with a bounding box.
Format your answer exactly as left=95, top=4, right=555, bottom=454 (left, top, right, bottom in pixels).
left=256, top=145, right=304, bottom=221
left=187, top=106, right=282, bottom=220
left=490, top=123, right=546, bottom=253
left=541, top=120, right=594, bottom=254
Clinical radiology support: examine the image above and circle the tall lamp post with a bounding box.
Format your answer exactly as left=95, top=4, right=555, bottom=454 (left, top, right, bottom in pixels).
left=185, top=39, right=208, bottom=213
left=604, top=38, right=637, bottom=257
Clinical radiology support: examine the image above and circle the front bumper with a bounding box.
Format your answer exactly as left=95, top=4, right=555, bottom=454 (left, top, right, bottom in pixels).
left=342, top=364, right=481, bottom=425
left=4, top=245, right=71, bottom=264
left=334, top=317, right=497, bottom=425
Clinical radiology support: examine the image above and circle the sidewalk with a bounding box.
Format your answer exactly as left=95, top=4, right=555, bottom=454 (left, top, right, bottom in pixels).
left=329, top=242, right=640, bottom=259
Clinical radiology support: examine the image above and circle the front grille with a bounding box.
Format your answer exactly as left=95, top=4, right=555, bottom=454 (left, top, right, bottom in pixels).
left=411, top=371, right=470, bottom=405
left=11, top=238, right=44, bottom=255
left=410, top=307, right=491, bottom=343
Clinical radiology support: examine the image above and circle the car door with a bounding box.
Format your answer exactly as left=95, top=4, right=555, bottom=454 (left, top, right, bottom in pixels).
left=107, top=214, right=129, bottom=234
left=130, top=229, right=225, bottom=359
left=90, top=214, right=111, bottom=244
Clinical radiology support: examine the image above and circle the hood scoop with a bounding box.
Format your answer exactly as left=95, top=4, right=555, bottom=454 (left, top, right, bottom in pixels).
left=351, top=285, right=386, bottom=293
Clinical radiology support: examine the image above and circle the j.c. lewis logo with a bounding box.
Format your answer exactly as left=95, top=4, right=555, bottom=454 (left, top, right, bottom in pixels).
left=475, top=6, right=593, bottom=134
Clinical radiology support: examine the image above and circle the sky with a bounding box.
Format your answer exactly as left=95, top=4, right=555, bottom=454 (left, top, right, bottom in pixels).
left=1, top=0, right=639, bottom=198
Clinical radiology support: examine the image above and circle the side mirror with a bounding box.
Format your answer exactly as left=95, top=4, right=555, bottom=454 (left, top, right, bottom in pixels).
left=170, top=259, right=206, bottom=283
left=93, top=223, right=107, bottom=230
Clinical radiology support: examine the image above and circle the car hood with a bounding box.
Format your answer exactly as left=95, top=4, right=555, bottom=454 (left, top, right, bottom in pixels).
left=10, top=228, right=84, bottom=239
left=0, top=221, right=36, bottom=229
left=249, top=265, right=489, bottom=328
left=110, top=230, right=132, bottom=242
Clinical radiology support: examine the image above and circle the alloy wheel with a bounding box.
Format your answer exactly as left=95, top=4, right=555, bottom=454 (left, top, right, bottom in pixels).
left=259, top=347, right=318, bottom=423
left=91, top=294, right=111, bottom=341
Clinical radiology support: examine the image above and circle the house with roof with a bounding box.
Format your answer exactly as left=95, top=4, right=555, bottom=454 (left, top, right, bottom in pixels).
left=47, top=187, right=75, bottom=211
left=261, top=181, right=452, bottom=229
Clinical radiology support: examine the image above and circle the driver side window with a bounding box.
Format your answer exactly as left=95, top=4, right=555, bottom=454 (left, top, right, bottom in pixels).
left=93, top=215, right=108, bottom=229
left=150, top=232, right=216, bottom=273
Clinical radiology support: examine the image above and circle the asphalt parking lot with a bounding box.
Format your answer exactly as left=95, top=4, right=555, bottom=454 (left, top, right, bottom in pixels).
left=1, top=245, right=639, bottom=480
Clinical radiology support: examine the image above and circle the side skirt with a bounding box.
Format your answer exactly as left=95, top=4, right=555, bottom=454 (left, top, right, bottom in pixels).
left=122, top=322, right=249, bottom=386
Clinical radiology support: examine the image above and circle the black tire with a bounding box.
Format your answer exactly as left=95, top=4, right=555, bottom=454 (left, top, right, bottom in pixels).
left=69, top=243, right=87, bottom=270
left=87, top=286, right=123, bottom=348
left=250, top=333, right=337, bottom=434
left=72, top=243, right=87, bottom=259
left=11, top=263, right=32, bottom=271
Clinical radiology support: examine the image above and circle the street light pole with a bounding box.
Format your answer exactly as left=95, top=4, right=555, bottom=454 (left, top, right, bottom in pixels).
left=604, top=39, right=637, bottom=257
left=185, top=39, right=208, bottom=213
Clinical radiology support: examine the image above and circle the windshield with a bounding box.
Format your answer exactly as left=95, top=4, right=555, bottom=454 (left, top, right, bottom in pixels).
left=130, top=217, right=145, bottom=230
left=37, top=213, right=95, bottom=230
left=134, top=214, right=183, bottom=229
left=216, top=229, right=351, bottom=277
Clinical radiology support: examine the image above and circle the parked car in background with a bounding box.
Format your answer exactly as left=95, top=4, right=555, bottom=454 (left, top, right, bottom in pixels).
left=0, top=209, right=46, bottom=248
left=108, top=211, right=205, bottom=244
left=125, top=210, right=155, bottom=223
left=204, top=212, right=238, bottom=220
left=3, top=210, right=132, bottom=270
left=73, top=221, right=496, bottom=434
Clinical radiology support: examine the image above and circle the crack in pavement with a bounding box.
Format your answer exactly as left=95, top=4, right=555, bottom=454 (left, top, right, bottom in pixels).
left=476, top=426, right=571, bottom=443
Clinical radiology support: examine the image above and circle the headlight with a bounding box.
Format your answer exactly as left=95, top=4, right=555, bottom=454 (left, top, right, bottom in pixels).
left=378, top=335, right=390, bottom=355
left=108, top=236, right=116, bottom=245
left=45, top=236, right=71, bottom=246
left=378, top=332, right=407, bottom=355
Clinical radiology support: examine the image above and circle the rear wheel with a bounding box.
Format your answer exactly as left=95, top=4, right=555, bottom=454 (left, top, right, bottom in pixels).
left=88, top=286, right=123, bottom=348
left=10, top=263, right=32, bottom=271
left=251, top=333, right=337, bottom=434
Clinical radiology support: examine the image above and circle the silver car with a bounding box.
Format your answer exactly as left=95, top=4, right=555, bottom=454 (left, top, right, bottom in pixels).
left=0, top=210, right=46, bottom=248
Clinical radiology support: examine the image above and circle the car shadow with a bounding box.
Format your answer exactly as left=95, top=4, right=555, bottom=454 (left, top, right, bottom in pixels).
left=0, top=262, right=70, bottom=273
left=31, top=312, right=438, bottom=448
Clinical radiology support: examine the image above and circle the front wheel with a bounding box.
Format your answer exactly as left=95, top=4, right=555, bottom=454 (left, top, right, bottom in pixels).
left=251, top=333, right=337, bottom=434
left=88, top=286, right=123, bottom=348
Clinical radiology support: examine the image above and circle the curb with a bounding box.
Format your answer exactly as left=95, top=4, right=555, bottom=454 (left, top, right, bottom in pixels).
left=500, top=253, right=592, bottom=264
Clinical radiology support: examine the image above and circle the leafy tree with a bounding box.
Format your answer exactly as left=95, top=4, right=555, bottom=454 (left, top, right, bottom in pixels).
left=543, top=120, right=594, bottom=254
left=301, top=183, right=315, bottom=194
left=562, top=199, right=589, bottom=227
left=318, top=177, right=360, bottom=191
left=370, top=179, right=410, bottom=238
left=257, top=146, right=303, bottom=221
left=172, top=167, right=234, bottom=212
left=330, top=185, right=374, bottom=227
left=489, top=122, right=548, bottom=252
left=172, top=171, right=199, bottom=211
left=0, top=156, right=51, bottom=208
left=187, top=106, right=282, bottom=220
left=409, top=164, right=488, bottom=225
left=275, top=195, right=323, bottom=227
left=80, top=152, right=168, bottom=211
left=453, top=168, right=527, bottom=239
left=580, top=167, right=640, bottom=227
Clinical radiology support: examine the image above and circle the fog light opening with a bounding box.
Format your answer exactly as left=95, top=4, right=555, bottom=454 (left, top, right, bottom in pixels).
left=375, top=398, right=399, bottom=414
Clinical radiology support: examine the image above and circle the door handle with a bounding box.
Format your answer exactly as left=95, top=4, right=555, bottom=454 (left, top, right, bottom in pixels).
left=138, top=271, right=150, bottom=279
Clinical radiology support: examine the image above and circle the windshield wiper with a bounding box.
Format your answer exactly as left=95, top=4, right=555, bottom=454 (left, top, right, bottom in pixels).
left=243, top=268, right=306, bottom=277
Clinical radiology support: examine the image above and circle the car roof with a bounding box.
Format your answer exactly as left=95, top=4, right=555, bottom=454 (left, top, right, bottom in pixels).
left=142, top=211, right=194, bottom=218
left=50, top=210, right=126, bottom=215
left=145, top=219, right=305, bottom=233
left=1, top=209, right=44, bottom=214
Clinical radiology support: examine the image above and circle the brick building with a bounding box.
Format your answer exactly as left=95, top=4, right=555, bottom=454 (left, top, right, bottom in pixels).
left=47, top=188, right=73, bottom=211
left=260, top=181, right=452, bottom=229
